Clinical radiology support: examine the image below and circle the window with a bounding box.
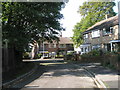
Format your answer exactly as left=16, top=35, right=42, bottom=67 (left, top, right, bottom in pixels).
left=81, top=48, right=83, bottom=52
left=103, top=27, right=113, bottom=35
left=85, top=47, right=87, bottom=52
left=49, top=44, right=56, bottom=48
left=104, top=44, right=111, bottom=51
left=92, top=44, right=101, bottom=50
left=84, top=34, right=89, bottom=39
left=59, top=44, right=66, bottom=48
left=110, top=27, right=114, bottom=34
left=92, top=30, right=100, bottom=38
left=67, top=44, right=73, bottom=47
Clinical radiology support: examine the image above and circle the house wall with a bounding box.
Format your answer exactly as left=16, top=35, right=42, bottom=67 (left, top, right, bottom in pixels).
left=82, top=24, right=119, bottom=52
left=48, top=44, right=59, bottom=52
left=39, top=43, right=74, bottom=54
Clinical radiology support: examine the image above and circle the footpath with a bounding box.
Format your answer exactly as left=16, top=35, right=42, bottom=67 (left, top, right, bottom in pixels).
left=80, top=63, right=119, bottom=89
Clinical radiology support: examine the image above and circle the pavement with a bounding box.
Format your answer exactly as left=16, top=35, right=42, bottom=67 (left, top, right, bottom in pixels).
left=78, top=63, right=120, bottom=89
left=23, top=58, right=64, bottom=63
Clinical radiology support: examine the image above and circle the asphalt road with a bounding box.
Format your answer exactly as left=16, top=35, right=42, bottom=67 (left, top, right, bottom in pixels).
left=11, top=61, right=98, bottom=89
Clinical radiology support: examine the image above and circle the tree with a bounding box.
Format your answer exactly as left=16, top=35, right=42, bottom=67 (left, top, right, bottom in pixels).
left=2, top=2, right=65, bottom=52
left=72, top=2, right=116, bottom=47
left=2, top=2, right=66, bottom=65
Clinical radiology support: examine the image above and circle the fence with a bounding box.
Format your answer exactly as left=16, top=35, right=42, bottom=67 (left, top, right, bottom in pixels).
left=2, top=48, right=24, bottom=81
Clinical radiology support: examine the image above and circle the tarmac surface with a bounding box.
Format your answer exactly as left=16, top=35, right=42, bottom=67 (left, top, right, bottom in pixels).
left=4, top=59, right=120, bottom=89
left=11, top=61, right=98, bottom=88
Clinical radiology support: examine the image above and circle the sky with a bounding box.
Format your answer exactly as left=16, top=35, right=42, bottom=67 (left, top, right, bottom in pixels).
left=60, top=0, right=119, bottom=37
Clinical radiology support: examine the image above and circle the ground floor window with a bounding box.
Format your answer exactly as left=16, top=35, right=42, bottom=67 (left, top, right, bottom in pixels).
left=112, top=43, right=120, bottom=52
left=81, top=48, right=83, bottom=52
left=104, top=43, right=111, bottom=51
left=92, top=44, right=100, bottom=50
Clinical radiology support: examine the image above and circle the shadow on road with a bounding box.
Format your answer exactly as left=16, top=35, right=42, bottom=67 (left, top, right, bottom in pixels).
left=12, top=61, right=94, bottom=88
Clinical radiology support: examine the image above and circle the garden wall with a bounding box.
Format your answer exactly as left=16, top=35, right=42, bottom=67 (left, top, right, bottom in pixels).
left=64, top=53, right=120, bottom=71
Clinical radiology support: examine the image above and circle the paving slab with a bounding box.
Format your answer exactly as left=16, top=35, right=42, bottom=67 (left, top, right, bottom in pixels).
left=79, top=63, right=120, bottom=89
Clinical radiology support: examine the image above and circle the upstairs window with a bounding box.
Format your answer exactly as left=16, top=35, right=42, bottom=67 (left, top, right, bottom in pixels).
left=103, top=27, right=113, bottom=35
left=49, top=44, right=56, bottom=48
left=84, top=34, right=89, bottom=39
left=67, top=44, right=73, bottom=47
left=59, top=44, right=66, bottom=48
left=92, top=30, right=100, bottom=38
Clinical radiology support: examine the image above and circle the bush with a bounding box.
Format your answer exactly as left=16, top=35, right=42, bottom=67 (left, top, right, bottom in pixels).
left=89, top=50, right=101, bottom=56
left=81, top=49, right=101, bottom=58
left=23, top=52, right=30, bottom=59
left=37, top=53, right=42, bottom=58
left=55, top=54, right=64, bottom=58
left=67, top=51, right=75, bottom=55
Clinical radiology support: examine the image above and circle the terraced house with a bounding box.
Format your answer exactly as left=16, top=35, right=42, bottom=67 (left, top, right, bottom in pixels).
left=39, top=37, right=74, bottom=57
left=80, top=15, right=120, bottom=54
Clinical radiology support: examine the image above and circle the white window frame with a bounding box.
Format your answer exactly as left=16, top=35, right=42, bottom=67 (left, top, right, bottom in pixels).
left=49, top=44, right=56, bottom=48
left=92, top=30, right=100, bottom=38
left=103, top=27, right=113, bottom=35
left=59, top=44, right=66, bottom=48
left=84, top=34, right=89, bottom=39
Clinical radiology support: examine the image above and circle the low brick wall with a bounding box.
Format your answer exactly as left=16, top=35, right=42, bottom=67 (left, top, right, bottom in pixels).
left=65, top=53, right=120, bottom=71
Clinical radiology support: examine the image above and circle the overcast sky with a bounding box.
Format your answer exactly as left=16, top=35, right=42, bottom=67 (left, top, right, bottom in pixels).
left=60, top=0, right=118, bottom=37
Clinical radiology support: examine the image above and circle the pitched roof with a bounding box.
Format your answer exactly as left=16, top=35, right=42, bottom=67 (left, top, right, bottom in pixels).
left=44, top=37, right=73, bottom=44
left=84, top=15, right=118, bottom=33
left=59, top=37, right=73, bottom=44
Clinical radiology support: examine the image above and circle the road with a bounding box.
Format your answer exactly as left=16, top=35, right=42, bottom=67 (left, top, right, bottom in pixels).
left=11, top=60, right=98, bottom=89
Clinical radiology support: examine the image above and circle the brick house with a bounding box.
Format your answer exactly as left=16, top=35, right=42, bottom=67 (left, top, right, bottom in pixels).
left=39, top=37, right=74, bottom=57
left=80, top=15, right=120, bottom=54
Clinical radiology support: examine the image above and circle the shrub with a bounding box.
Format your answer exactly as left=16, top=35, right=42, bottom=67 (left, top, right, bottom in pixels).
left=81, top=49, right=101, bottom=57
left=23, top=52, right=30, bottom=59
left=89, top=50, right=101, bottom=56
left=67, top=51, right=75, bottom=55
left=37, top=53, right=42, bottom=58
left=55, top=54, right=64, bottom=58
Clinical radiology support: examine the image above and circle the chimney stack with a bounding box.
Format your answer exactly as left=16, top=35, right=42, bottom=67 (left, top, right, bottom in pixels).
left=105, top=14, right=110, bottom=19
left=60, top=31, right=62, bottom=37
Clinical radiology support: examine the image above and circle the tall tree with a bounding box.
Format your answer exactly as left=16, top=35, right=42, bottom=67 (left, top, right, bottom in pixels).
left=72, top=2, right=116, bottom=47
left=2, top=2, right=65, bottom=51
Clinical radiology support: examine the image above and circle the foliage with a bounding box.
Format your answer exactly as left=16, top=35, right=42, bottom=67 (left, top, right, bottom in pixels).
left=2, top=2, right=65, bottom=52
left=81, top=49, right=101, bottom=58
left=55, top=54, right=64, bottom=57
left=37, top=53, right=42, bottom=58
left=23, top=52, right=30, bottom=59
left=67, top=51, right=75, bottom=55
left=72, top=2, right=116, bottom=47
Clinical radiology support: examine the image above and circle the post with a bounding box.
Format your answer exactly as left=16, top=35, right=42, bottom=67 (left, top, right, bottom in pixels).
left=43, top=41, right=44, bottom=58
left=111, top=42, right=113, bottom=52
